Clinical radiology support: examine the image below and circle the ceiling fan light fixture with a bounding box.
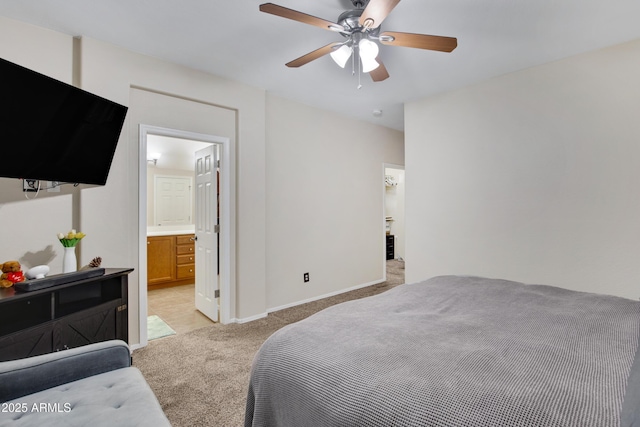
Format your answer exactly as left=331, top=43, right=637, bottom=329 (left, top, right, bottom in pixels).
left=330, top=44, right=353, bottom=68
left=361, top=57, right=380, bottom=73
left=358, top=38, right=380, bottom=72
left=259, top=1, right=458, bottom=83
left=359, top=38, right=379, bottom=60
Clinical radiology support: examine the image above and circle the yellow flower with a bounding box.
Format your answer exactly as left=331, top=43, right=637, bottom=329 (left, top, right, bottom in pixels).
left=57, top=230, right=86, bottom=247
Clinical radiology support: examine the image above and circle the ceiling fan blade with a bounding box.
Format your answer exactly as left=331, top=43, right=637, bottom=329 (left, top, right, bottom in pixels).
left=359, top=0, right=401, bottom=29
left=379, top=31, right=457, bottom=52
left=286, top=42, right=342, bottom=68
left=260, top=3, right=345, bottom=32
left=370, top=58, right=390, bottom=82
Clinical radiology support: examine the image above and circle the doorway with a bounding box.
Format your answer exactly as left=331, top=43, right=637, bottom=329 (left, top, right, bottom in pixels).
left=146, top=135, right=214, bottom=336
left=383, top=164, right=405, bottom=282
left=138, top=125, right=233, bottom=347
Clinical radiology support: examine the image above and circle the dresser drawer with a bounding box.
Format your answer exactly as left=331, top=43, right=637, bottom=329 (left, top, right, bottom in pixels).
left=176, top=264, right=195, bottom=279
left=177, top=254, right=195, bottom=265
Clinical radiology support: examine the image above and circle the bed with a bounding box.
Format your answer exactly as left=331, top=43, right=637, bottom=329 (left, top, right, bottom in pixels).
left=245, top=275, right=640, bottom=427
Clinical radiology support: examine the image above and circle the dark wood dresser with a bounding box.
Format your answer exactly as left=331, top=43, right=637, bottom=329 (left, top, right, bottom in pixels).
left=0, top=268, right=131, bottom=362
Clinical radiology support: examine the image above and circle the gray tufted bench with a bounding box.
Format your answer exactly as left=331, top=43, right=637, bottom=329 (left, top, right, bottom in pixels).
left=0, top=340, right=170, bottom=426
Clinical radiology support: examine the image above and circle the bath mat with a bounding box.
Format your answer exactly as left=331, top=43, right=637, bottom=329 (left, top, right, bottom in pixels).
left=148, top=315, right=176, bottom=340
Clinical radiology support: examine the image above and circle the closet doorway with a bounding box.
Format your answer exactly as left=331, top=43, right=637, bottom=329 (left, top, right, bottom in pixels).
left=383, top=164, right=405, bottom=282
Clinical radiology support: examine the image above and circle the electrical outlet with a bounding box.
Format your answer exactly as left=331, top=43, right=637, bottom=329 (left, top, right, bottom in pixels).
left=22, top=179, right=39, bottom=192
left=303, top=272, right=310, bottom=283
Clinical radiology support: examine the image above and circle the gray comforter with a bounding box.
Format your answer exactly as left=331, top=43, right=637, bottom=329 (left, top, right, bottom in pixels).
left=245, top=276, right=640, bottom=426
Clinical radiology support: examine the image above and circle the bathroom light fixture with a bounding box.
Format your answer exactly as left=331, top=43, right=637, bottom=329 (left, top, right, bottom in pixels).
left=147, top=152, right=162, bottom=165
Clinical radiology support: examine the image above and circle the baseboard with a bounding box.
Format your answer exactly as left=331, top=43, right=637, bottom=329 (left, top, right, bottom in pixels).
left=233, top=312, right=268, bottom=324
left=267, top=278, right=385, bottom=315
left=220, top=278, right=385, bottom=324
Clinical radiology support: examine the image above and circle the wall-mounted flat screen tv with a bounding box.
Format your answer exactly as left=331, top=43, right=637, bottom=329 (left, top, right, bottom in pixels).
left=0, top=57, right=128, bottom=186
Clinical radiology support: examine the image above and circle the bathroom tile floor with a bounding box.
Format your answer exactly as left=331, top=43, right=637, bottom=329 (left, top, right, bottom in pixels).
left=147, top=284, right=215, bottom=335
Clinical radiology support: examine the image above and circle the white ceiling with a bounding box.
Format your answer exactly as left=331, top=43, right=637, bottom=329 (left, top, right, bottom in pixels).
left=1, top=0, right=639, bottom=131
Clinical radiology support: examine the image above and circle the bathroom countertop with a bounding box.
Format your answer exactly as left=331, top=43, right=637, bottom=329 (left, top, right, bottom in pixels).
left=147, top=226, right=195, bottom=237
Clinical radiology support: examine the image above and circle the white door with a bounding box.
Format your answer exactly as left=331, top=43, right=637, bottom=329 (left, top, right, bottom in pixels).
left=155, top=176, right=192, bottom=226
left=194, top=145, right=219, bottom=321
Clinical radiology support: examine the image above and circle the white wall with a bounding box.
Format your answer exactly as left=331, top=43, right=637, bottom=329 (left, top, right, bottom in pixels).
left=0, top=17, right=75, bottom=272
left=1, top=16, right=405, bottom=345
left=405, top=39, right=640, bottom=299
left=265, top=95, right=404, bottom=310
left=0, top=16, right=266, bottom=345
left=0, top=16, right=72, bottom=83
left=76, top=38, right=265, bottom=339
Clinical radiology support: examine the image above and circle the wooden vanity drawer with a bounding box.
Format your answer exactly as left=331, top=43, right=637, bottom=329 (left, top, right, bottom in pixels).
left=176, top=264, right=195, bottom=279
left=176, top=254, right=195, bottom=265
left=176, top=244, right=194, bottom=255
left=176, top=235, right=195, bottom=245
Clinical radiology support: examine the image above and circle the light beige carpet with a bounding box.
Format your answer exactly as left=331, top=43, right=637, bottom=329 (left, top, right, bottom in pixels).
left=133, top=260, right=405, bottom=426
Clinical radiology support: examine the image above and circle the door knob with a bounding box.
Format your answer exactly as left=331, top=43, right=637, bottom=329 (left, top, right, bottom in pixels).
left=190, top=236, right=197, bottom=241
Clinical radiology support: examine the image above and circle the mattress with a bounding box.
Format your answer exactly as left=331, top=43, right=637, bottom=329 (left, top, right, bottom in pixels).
left=245, top=275, right=640, bottom=427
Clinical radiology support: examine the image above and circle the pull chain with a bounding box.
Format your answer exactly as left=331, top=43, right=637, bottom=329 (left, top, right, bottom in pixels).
left=351, top=47, right=356, bottom=76
left=357, top=46, right=362, bottom=89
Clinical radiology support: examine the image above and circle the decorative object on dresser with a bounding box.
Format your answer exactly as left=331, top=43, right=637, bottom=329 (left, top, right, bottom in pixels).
left=147, top=234, right=195, bottom=289
left=80, top=256, right=103, bottom=270
left=57, top=229, right=86, bottom=273
left=25, top=265, right=50, bottom=279
left=0, top=261, right=25, bottom=288
left=0, top=268, right=131, bottom=362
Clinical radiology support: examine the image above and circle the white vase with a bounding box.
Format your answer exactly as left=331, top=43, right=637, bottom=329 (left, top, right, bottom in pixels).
left=63, top=246, right=77, bottom=273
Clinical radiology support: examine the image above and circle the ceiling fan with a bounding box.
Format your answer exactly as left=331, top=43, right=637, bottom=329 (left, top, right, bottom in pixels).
left=259, top=0, right=457, bottom=83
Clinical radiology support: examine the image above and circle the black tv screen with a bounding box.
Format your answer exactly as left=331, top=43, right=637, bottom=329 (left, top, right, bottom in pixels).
left=0, top=57, right=128, bottom=186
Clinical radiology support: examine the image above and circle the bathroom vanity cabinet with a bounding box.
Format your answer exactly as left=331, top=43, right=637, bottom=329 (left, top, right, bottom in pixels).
left=147, top=233, right=195, bottom=289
